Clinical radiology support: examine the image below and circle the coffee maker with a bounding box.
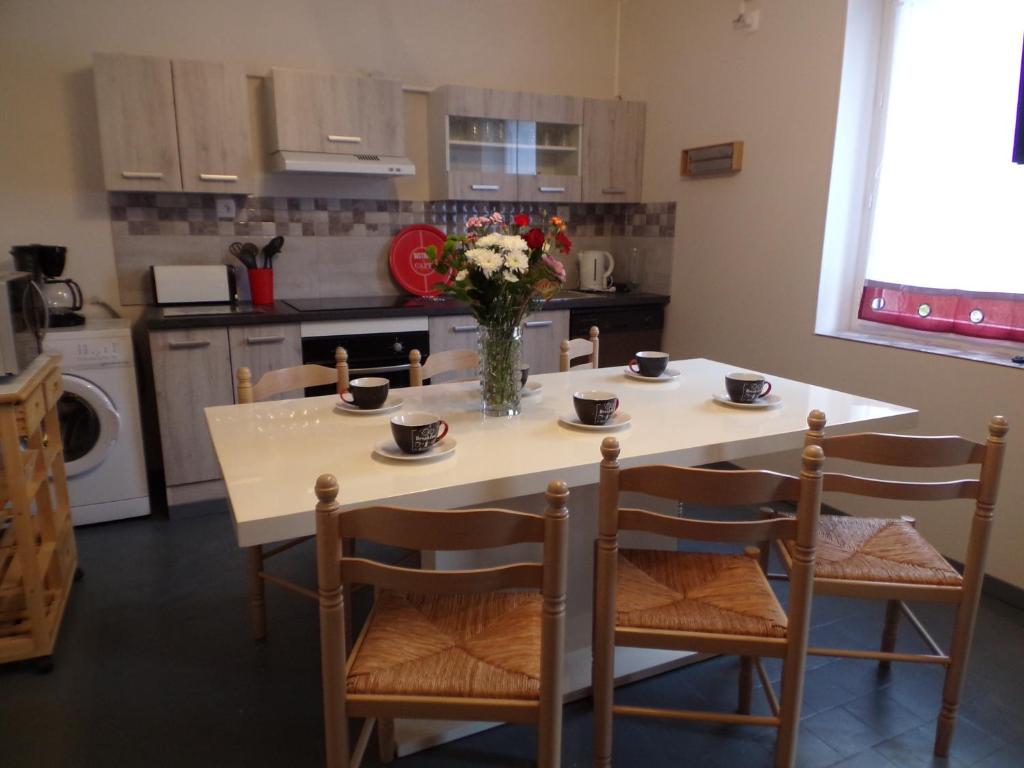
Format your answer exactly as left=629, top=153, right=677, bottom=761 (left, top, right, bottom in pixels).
left=10, top=245, right=85, bottom=327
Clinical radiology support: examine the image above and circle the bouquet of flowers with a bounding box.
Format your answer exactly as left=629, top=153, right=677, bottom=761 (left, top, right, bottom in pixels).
left=428, top=212, right=571, bottom=415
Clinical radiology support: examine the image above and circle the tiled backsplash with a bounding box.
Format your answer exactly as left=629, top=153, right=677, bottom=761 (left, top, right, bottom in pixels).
left=110, top=194, right=675, bottom=304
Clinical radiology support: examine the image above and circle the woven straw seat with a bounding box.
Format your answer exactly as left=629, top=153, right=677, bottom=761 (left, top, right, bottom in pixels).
left=347, top=590, right=543, bottom=700
left=784, top=516, right=962, bottom=587
left=616, top=550, right=788, bottom=638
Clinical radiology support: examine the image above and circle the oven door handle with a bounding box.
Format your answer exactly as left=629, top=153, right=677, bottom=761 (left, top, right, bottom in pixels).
left=346, top=363, right=412, bottom=376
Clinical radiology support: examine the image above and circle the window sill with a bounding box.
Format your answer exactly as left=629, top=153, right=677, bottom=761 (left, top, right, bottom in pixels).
left=818, top=327, right=1024, bottom=370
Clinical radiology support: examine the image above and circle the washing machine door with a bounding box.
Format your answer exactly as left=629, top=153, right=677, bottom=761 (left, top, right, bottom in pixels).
left=58, top=375, right=120, bottom=477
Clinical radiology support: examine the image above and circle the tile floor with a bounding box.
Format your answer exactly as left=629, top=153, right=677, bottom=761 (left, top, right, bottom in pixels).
left=2, top=510, right=1023, bottom=767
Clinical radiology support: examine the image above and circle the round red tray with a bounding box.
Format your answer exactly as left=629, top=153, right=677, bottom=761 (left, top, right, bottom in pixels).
left=388, top=224, right=451, bottom=297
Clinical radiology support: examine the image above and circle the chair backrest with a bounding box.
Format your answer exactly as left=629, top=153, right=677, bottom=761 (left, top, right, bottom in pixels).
left=408, top=348, right=479, bottom=386
left=596, top=436, right=824, bottom=625
left=237, top=347, right=348, bottom=403
left=559, top=326, right=600, bottom=372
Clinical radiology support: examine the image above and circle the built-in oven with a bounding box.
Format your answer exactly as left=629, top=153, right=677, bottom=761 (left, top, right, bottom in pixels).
left=300, top=317, right=429, bottom=397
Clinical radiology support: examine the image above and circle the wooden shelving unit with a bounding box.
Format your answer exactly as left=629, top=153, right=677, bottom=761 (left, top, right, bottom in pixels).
left=0, top=355, right=77, bottom=669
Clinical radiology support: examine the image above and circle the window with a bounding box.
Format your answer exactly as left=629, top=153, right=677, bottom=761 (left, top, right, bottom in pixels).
left=823, top=0, right=1024, bottom=353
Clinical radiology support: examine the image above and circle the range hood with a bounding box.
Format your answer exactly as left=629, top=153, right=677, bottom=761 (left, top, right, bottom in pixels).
left=269, top=150, right=415, bottom=176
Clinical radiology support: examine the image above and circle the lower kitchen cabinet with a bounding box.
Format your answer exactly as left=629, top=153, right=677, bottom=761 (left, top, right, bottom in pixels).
left=149, top=328, right=234, bottom=488
left=426, top=314, right=480, bottom=383
left=227, top=324, right=301, bottom=400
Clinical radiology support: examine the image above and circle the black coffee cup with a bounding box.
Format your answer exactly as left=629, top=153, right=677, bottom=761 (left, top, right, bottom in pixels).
left=725, top=372, right=772, bottom=403
left=341, top=377, right=390, bottom=409
left=520, top=364, right=530, bottom=389
left=390, top=412, right=449, bottom=454
left=629, top=351, right=669, bottom=378
left=573, top=390, right=619, bottom=425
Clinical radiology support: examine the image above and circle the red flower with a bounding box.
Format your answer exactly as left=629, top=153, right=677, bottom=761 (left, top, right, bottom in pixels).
left=555, top=231, right=572, bottom=254
left=513, top=213, right=530, bottom=228
left=525, top=228, right=546, bottom=250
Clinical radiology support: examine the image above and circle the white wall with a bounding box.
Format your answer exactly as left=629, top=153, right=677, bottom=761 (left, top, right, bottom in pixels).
left=619, top=0, right=1024, bottom=588
left=0, top=0, right=618, bottom=314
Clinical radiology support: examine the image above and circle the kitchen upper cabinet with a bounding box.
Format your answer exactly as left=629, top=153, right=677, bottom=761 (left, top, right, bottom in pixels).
left=149, top=328, right=234, bottom=487
left=521, top=310, right=569, bottom=374
left=93, top=53, right=183, bottom=192
left=516, top=94, right=582, bottom=204
left=172, top=59, right=252, bottom=193
left=267, top=68, right=404, bottom=157
left=581, top=98, right=646, bottom=202
left=93, top=53, right=252, bottom=192
left=226, top=324, right=301, bottom=400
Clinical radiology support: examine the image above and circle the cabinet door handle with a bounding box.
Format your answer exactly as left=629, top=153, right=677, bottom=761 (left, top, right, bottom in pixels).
left=199, top=173, right=239, bottom=182
left=245, top=335, right=286, bottom=345
left=349, top=363, right=411, bottom=375
left=451, top=325, right=479, bottom=334
left=470, top=184, right=499, bottom=192
left=327, top=135, right=362, bottom=143
left=538, top=186, right=566, bottom=194
left=168, top=340, right=211, bottom=350
left=524, top=320, right=553, bottom=329
left=601, top=187, right=626, bottom=195
left=121, top=171, right=164, bottom=180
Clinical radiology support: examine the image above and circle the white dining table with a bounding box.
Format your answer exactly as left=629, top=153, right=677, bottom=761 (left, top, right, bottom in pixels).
left=206, top=357, right=916, bottom=755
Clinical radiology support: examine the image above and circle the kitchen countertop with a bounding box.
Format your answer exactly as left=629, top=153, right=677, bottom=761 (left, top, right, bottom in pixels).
left=144, top=291, right=669, bottom=330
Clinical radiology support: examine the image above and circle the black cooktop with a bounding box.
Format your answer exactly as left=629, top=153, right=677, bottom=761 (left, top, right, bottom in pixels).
left=284, top=296, right=450, bottom=312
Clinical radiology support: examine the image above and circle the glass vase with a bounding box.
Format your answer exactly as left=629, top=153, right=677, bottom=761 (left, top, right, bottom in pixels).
left=477, top=322, right=523, bottom=417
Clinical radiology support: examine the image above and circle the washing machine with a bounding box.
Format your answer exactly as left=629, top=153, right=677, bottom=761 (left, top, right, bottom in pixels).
left=42, top=318, right=150, bottom=525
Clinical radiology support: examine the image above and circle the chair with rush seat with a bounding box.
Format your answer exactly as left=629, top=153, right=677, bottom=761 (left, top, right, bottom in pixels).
left=768, top=410, right=1009, bottom=758
left=591, top=437, right=824, bottom=768
left=559, top=326, right=599, bottom=372
left=313, top=474, right=569, bottom=768
left=408, top=348, right=479, bottom=385
left=235, top=347, right=349, bottom=641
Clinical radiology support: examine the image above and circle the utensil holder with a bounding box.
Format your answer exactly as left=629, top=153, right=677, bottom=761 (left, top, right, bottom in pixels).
left=248, top=268, right=274, bottom=306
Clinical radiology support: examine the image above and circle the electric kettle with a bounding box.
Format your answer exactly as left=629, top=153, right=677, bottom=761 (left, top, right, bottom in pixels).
left=578, top=250, right=615, bottom=291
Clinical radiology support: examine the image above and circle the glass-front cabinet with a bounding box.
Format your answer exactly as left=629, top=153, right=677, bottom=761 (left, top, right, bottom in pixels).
left=430, top=86, right=582, bottom=202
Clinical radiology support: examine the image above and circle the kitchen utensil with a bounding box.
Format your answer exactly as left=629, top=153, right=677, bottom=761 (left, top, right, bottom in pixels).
left=389, top=224, right=451, bottom=297
left=229, top=242, right=258, bottom=270
left=629, top=351, right=669, bottom=377
left=572, top=390, right=619, bottom=425
left=389, top=412, right=449, bottom=454
left=578, top=250, right=615, bottom=291
left=260, top=236, right=285, bottom=269
left=248, top=268, right=274, bottom=306
left=725, top=372, right=772, bottom=403
left=340, top=377, right=390, bottom=410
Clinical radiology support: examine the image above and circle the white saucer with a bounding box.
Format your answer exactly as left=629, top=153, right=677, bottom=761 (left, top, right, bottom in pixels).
left=335, top=397, right=403, bottom=415
left=711, top=393, right=782, bottom=409
left=623, top=367, right=681, bottom=382
left=558, top=412, right=632, bottom=431
left=372, top=437, right=457, bottom=462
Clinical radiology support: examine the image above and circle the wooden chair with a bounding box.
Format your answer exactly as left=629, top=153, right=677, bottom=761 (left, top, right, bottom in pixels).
left=592, top=437, right=824, bottom=768
left=408, top=348, right=479, bottom=386
left=235, top=347, right=348, bottom=641
left=314, top=474, right=569, bottom=768
left=559, top=326, right=600, bottom=371
left=768, top=410, right=1009, bottom=758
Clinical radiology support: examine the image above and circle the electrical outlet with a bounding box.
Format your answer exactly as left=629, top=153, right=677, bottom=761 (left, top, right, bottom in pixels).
left=215, top=197, right=236, bottom=220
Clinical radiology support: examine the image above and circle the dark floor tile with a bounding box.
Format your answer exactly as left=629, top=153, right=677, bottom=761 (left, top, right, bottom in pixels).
left=803, top=706, right=892, bottom=758
left=874, top=720, right=1004, bottom=768
left=827, top=748, right=901, bottom=767
left=842, top=689, right=930, bottom=741
left=970, top=741, right=1024, bottom=768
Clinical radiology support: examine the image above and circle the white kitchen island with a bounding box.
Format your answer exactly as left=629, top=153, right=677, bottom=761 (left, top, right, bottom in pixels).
left=206, top=358, right=916, bottom=755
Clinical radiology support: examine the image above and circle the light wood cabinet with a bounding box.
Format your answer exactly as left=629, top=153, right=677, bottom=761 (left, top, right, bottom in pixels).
left=582, top=98, right=646, bottom=202
left=426, top=314, right=480, bottom=383
left=522, top=310, right=569, bottom=374
left=267, top=68, right=404, bottom=157
left=227, top=324, right=301, bottom=400
left=172, top=59, right=252, bottom=193
left=93, top=53, right=183, bottom=192
left=94, top=53, right=252, bottom=192
left=516, top=94, right=582, bottom=203
left=149, top=328, right=234, bottom=487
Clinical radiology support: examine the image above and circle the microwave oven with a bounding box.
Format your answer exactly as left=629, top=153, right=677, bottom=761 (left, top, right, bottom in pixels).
left=0, top=271, right=46, bottom=377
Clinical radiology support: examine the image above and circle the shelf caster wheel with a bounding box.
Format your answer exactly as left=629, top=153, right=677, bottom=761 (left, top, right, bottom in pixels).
left=74, top=567, right=84, bottom=582
left=35, top=656, right=54, bottom=674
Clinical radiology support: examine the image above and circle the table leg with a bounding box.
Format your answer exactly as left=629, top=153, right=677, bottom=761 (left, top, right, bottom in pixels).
left=247, top=545, right=267, bottom=641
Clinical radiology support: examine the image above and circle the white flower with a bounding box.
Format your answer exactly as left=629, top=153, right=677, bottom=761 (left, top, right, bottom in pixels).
left=475, top=233, right=502, bottom=249
left=500, top=234, right=528, bottom=254
left=503, top=270, right=519, bottom=283
left=465, top=247, right=503, bottom=278
left=505, top=250, right=529, bottom=273
left=455, top=269, right=468, bottom=281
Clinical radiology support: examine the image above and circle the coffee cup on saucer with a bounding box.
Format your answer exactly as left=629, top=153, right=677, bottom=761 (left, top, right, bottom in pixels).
left=390, top=412, right=449, bottom=454
left=725, top=372, right=772, bottom=404
left=629, top=351, right=670, bottom=378
left=573, top=391, right=619, bottom=425
left=341, top=377, right=390, bottom=409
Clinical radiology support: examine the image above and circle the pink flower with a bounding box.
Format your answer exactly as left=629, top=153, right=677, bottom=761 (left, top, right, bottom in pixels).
left=466, top=215, right=488, bottom=229
left=543, top=253, right=567, bottom=283
left=489, top=212, right=504, bottom=223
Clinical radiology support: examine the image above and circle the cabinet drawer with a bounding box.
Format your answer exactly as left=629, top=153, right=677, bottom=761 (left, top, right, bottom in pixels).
left=227, top=324, right=301, bottom=400
left=149, top=328, right=233, bottom=486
